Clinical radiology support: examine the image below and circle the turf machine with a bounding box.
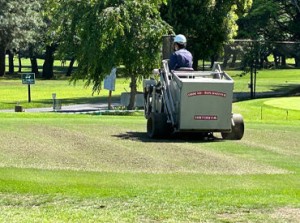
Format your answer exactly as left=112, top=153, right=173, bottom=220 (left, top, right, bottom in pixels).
left=143, top=60, right=244, bottom=139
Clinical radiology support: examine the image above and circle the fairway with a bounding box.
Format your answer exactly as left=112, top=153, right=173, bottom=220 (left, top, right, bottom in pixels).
left=1, top=68, right=300, bottom=222
left=0, top=70, right=300, bottom=223
left=0, top=109, right=300, bottom=222
left=0, top=115, right=294, bottom=175
left=2, top=1, right=300, bottom=220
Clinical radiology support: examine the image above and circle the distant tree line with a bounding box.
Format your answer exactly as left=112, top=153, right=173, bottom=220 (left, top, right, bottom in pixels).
left=222, top=40, right=300, bottom=69
left=234, top=0, right=300, bottom=69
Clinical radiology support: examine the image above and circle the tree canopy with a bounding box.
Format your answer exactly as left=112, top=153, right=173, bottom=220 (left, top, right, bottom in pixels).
left=162, top=0, right=253, bottom=69
left=238, top=0, right=300, bottom=41
left=2, top=0, right=300, bottom=98
left=237, top=0, right=300, bottom=67
left=0, top=0, right=42, bottom=76
left=49, top=0, right=171, bottom=108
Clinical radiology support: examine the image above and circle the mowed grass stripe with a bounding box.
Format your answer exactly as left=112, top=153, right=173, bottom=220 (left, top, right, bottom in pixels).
left=0, top=182, right=299, bottom=222
left=0, top=115, right=294, bottom=174
left=1, top=167, right=299, bottom=223
left=0, top=110, right=300, bottom=221
left=1, top=167, right=299, bottom=195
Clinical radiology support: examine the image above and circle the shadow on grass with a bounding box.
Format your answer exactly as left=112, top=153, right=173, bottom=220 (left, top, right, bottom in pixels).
left=2, top=96, right=120, bottom=106
left=271, top=84, right=300, bottom=95
left=59, top=95, right=120, bottom=105
left=113, top=131, right=223, bottom=143
left=1, top=100, right=52, bottom=106
left=3, top=65, right=76, bottom=80
left=234, top=83, right=300, bottom=102
left=1, top=73, right=22, bottom=79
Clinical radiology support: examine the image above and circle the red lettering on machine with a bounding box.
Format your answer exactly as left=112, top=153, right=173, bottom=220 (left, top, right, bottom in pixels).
left=194, top=115, right=218, bottom=120
left=187, top=90, right=226, bottom=97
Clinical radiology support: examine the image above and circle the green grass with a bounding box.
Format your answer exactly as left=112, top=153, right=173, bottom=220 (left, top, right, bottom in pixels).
left=1, top=58, right=135, bottom=109
left=6, top=57, right=75, bottom=74
left=0, top=99, right=300, bottom=222
left=264, top=97, right=300, bottom=110
left=0, top=77, right=136, bottom=110
left=227, top=69, right=300, bottom=93
left=0, top=78, right=130, bottom=109
left=1, top=58, right=300, bottom=110
left=1, top=60, right=300, bottom=221
left=233, top=97, right=300, bottom=121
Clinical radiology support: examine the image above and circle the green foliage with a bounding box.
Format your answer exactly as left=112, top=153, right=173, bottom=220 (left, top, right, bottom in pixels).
left=0, top=0, right=43, bottom=48
left=1, top=60, right=299, bottom=110
left=50, top=0, right=171, bottom=105
left=162, top=0, right=252, bottom=67
left=0, top=0, right=43, bottom=76
left=238, top=0, right=300, bottom=41
left=237, top=0, right=281, bottom=40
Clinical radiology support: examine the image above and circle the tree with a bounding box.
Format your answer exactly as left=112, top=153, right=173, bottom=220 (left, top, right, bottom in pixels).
left=161, top=0, right=252, bottom=70
left=30, top=1, right=58, bottom=79
left=292, top=0, right=300, bottom=13
left=0, top=0, right=42, bottom=76
left=51, top=0, right=171, bottom=109
left=237, top=0, right=288, bottom=41
left=237, top=0, right=300, bottom=67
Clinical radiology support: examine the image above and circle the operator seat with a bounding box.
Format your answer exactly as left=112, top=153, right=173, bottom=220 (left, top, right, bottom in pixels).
left=172, top=67, right=194, bottom=79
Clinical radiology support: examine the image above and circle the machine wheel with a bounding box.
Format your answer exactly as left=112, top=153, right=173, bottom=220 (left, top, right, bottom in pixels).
left=144, top=92, right=152, bottom=119
left=147, top=113, right=172, bottom=138
left=144, top=88, right=152, bottom=119
left=221, top=114, right=244, bottom=140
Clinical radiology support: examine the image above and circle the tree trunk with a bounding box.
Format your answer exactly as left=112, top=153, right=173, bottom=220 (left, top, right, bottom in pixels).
left=258, top=58, right=263, bottom=69
left=192, top=53, right=199, bottom=71
left=30, top=56, right=39, bottom=76
left=295, top=56, right=300, bottom=68
left=0, top=45, right=5, bottom=76
left=42, top=45, right=55, bottom=79
left=210, top=55, right=218, bottom=68
left=128, top=74, right=137, bottom=110
left=18, top=53, right=22, bottom=73
left=66, top=57, right=75, bottom=76
left=223, top=53, right=230, bottom=69
left=281, top=55, right=286, bottom=67
left=273, top=53, right=279, bottom=68
left=8, top=50, right=14, bottom=74
left=230, top=53, right=237, bottom=68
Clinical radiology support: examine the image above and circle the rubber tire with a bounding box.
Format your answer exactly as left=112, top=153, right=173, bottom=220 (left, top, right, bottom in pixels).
left=147, top=113, right=172, bottom=138
left=144, top=89, right=152, bottom=119
left=221, top=114, right=244, bottom=140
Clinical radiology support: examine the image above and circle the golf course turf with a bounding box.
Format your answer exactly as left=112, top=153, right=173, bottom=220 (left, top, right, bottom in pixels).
left=0, top=67, right=299, bottom=222
left=0, top=97, right=299, bottom=222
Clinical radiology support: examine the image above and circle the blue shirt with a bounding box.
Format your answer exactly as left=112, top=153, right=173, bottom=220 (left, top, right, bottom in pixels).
left=169, top=49, right=193, bottom=70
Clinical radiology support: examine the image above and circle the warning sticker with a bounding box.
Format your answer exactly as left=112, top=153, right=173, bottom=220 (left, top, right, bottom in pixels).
left=187, top=90, right=226, bottom=97
left=194, top=115, right=218, bottom=120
